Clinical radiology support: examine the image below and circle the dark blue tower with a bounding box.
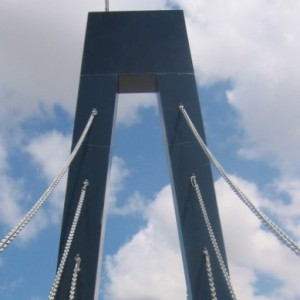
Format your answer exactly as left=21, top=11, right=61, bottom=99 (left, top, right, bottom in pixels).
left=56, top=10, right=230, bottom=299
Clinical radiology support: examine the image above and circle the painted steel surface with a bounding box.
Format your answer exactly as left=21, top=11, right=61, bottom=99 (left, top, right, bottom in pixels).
left=56, top=10, right=230, bottom=299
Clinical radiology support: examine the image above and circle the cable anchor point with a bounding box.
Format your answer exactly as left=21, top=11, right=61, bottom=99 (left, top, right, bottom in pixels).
left=92, top=108, right=98, bottom=116
left=190, top=174, right=197, bottom=188
left=75, top=254, right=81, bottom=273
left=83, top=179, right=89, bottom=190
left=179, top=104, right=184, bottom=111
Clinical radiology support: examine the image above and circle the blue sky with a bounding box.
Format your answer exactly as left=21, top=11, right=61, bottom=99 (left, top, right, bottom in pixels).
left=1, top=0, right=300, bottom=299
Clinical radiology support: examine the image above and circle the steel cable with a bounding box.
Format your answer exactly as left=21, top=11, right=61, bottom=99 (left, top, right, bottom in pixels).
left=0, top=109, right=97, bottom=253
left=180, top=105, right=300, bottom=258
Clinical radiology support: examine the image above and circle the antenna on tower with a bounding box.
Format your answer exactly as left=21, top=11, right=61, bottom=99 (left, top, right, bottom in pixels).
left=105, top=0, right=109, bottom=11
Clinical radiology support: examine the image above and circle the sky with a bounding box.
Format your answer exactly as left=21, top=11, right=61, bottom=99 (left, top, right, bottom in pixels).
left=0, top=0, right=300, bottom=299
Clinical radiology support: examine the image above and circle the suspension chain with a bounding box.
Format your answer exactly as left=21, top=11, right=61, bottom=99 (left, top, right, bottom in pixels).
left=69, top=254, right=81, bottom=300
left=0, top=109, right=97, bottom=254
left=191, top=175, right=237, bottom=300
left=48, top=179, right=89, bottom=300
left=203, top=249, right=218, bottom=300
left=179, top=105, right=300, bottom=258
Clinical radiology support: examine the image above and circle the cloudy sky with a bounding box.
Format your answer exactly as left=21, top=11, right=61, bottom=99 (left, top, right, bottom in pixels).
left=1, top=0, right=300, bottom=299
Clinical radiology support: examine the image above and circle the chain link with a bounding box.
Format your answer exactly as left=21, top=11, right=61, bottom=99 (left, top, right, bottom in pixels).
left=69, top=254, right=81, bottom=300
left=0, top=109, right=97, bottom=254
left=179, top=105, right=300, bottom=258
left=203, top=249, right=218, bottom=300
left=191, top=175, right=237, bottom=300
left=48, top=179, right=89, bottom=300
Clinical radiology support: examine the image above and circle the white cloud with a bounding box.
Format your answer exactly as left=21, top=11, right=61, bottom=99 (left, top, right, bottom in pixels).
left=215, top=175, right=300, bottom=300
left=262, top=176, right=300, bottom=239
left=0, top=125, right=72, bottom=248
left=0, top=175, right=24, bottom=229
left=0, top=141, right=7, bottom=172
left=18, top=209, right=49, bottom=243
left=106, top=156, right=148, bottom=216
left=104, top=185, right=186, bottom=300
left=25, top=131, right=71, bottom=181
left=1, top=1, right=300, bottom=298
left=116, top=94, right=157, bottom=126
left=112, top=0, right=166, bottom=11
left=0, top=140, right=32, bottom=244
left=2, top=0, right=300, bottom=173
left=25, top=130, right=71, bottom=225
left=0, top=0, right=167, bottom=132
left=174, top=0, right=300, bottom=175
left=104, top=177, right=300, bottom=300
left=0, top=140, right=26, bottom=231
left=111, top=191, right=148, bottom=216
left=0, top=130, right=72, bottom=245
left=106, top=156, right=130, bottom=213
left=0, top=1, right=101, bottom=119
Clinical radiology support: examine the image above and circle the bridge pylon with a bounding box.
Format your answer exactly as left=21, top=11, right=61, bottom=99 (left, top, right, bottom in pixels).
left=55, top=10, right=231, bottom=299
